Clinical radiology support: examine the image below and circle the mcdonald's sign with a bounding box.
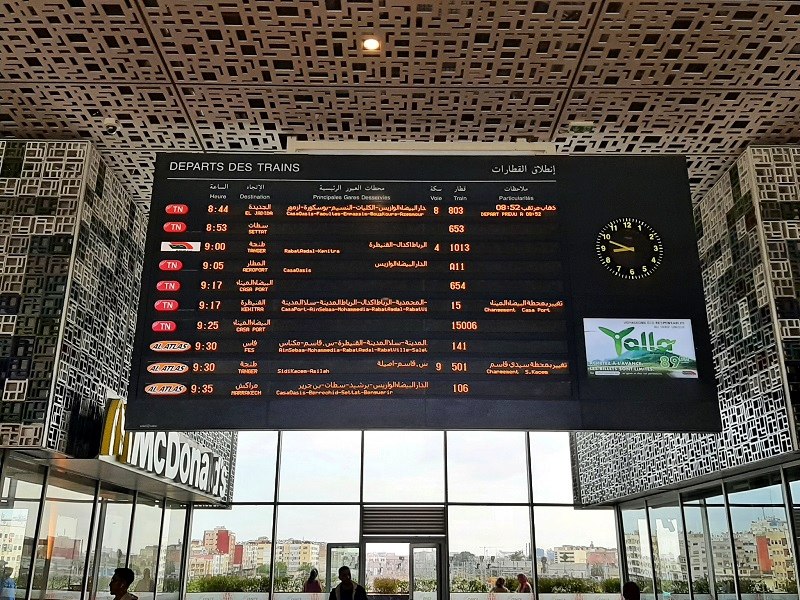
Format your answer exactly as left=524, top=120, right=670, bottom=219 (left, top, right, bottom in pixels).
left=100, top=399, right=230, bottom=500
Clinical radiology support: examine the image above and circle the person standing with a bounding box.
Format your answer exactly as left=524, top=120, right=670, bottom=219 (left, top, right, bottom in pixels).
left=110, top=568, right=138, bottom=600
left=491, top=577, right=509, bottom=593
left=328, top=566, right=366, bottom=600
left=134, top=569, right=154, bottom=593
left=622, top=582, right=641, bottom=600
left=0, top=567, right=16, bottom=600
left=304, top=568, right=323, bottom=593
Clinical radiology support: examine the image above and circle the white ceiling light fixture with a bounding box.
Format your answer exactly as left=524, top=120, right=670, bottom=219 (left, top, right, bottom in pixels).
left=362, top=37, right=381, bottom=51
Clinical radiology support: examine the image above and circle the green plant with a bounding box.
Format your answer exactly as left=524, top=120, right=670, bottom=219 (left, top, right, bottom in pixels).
left=739, top=578, right=770, bottom=594
left=691, top=577, right=710, bottom=594
left=274, top=562, right=289, bottom=579
left=186, top=575, right=270, bottom=593
left=537, top=577, right=600, bottom=594
left=661, top=579, right=689, bottom=594
left=714, top=578, right=735, bottom=594
left=601, top=577, right=621, bottom=593
left=629, top=576, right=653, bottom=593
left=272, top=574, right=295, bottom=592
left=162, top=577, right=180, bottom=593
left=450, top=577, right=490, bottom=592
left=373, top=577, right=401, bottom=593
left=451, top=552, right=478, bottom=564
left=414, top=579, right=437, bottom=592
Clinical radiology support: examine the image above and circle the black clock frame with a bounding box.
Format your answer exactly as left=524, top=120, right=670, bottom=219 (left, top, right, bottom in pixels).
left=595, top=217, right=664, bottom=280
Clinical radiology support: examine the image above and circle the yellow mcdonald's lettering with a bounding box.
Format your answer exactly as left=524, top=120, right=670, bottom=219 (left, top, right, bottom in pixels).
left=100, top=398, right=127, bottom=458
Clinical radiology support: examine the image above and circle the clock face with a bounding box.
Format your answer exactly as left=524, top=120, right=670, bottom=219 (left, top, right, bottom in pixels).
left=596, top=218, right=664, bottom=279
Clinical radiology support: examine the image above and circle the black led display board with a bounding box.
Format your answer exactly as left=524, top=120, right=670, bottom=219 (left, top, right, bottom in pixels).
left=127, top=153, right=720, bottom=432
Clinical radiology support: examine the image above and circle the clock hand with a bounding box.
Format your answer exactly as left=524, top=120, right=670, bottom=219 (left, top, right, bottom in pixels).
left=609, top=240, right=635, bottom=252
left=608, top=240, right=634, bottom=251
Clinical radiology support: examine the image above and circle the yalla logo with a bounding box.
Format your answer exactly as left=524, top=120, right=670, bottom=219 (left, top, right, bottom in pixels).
left=599, top=326, right=675, bottom=356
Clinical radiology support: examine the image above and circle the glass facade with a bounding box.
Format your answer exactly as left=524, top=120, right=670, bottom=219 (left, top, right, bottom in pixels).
left=621, top=472, right=800, bottom=600
left=5, top=436, right=800, bottom=600
left=182, top=431, right=619, bottom=600
left=682, top=487, right=734, bottom=600
left=32, top=474, right=96, bottom=599
left=0, top=454, right=189, bottom=600
left=89, top=487, right=133, bottom=598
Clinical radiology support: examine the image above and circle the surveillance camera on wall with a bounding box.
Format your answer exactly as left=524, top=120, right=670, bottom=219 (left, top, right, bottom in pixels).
left=102, top=117, right=119, bottom=134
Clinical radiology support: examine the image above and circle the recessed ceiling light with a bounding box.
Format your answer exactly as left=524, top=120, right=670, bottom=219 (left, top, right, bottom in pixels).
left=362, top=37, right=381, bottom=51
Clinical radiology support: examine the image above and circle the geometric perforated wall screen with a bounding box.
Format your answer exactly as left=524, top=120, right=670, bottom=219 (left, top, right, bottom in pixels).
left=0, top=140, right=236, bottom=486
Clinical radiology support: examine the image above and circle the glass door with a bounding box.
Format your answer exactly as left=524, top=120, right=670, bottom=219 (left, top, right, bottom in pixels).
left=364, top=542, right=410, bottom=596
left=360, top=542, right=442, bottom=600
left=410, top=544, right=440, bottom=600
left=327, top=544, right=361, bottom=592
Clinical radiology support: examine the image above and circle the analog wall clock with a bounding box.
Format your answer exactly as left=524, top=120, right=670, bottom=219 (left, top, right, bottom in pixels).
left=596, top=218, right=663, bottom=279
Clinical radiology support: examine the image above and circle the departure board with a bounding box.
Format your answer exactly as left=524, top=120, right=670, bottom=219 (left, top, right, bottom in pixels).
left=127, top=154, right=720, bottom=432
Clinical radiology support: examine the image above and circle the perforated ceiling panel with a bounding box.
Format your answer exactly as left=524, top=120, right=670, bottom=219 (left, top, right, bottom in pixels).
left=1, top=0, right=798, bottom=204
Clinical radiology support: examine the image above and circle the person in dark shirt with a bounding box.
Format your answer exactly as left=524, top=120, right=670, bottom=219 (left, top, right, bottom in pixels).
left=491, top=577, right=509, bottom=593
left=622, top=582, right=641, bottom=600
left=328, top=566, right=366, bottom=600
left=110, top=568, right=138, bottom=600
